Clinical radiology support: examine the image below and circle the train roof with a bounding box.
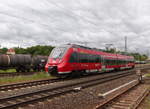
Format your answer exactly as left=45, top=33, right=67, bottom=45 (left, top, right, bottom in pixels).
left=70, top=44, right=104, bottom=51
left=67, top=44, right=134, bottom=60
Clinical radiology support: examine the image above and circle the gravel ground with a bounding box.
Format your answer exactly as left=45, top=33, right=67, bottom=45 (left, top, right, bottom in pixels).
left=19, top=74, right=137, bottom=109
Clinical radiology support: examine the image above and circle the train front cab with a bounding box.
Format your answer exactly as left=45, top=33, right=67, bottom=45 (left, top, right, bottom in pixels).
left=45, top=45, right=71, bottom=77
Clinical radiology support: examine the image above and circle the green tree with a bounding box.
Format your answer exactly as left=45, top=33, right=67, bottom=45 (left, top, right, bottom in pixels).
left=0, top=48, right=8, bottom=54
left=13, top=45, right=54, bottom=56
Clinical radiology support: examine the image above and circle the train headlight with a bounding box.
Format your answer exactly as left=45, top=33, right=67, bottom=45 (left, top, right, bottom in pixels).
left=59, top=59, right=62, bottom=63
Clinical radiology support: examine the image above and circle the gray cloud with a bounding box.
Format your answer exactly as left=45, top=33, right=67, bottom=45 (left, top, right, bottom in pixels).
left=0, top=0, right=150, bottom=54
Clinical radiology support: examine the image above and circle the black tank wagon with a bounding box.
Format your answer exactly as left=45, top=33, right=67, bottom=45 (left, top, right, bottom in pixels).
left=0, top=54, right=48, bottom=72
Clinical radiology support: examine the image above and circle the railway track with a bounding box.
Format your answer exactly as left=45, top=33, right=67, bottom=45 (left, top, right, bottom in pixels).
left=0, top=71, right=135, bottom=109
left=0, top=78, right=61, bottom=92
left=97, top=83, right=149, bottom=109
left=0, top=66, right=148, bottom=92
left=0, top=69, right=135, bottom=92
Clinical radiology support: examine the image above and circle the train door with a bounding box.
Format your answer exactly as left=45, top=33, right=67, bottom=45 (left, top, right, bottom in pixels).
left=70, top=52, right=79, bottom=71
left=101, top=56, right=106, bottom=72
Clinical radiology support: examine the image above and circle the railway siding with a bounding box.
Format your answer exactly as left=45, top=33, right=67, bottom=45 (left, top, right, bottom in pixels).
left=94, top=79, right=139, bottom=108
left=100, top=84, right=149, bottom=109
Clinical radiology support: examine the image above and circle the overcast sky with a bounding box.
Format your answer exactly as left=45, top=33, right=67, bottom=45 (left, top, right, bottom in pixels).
left=0, top=0, right=150, bottom=54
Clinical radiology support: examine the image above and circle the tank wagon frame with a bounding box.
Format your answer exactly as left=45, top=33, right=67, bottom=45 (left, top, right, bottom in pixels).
left=45, top=44, right=135, bottom=77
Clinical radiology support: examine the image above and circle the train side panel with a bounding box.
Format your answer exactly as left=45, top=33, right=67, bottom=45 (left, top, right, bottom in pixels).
left=46, top=44, right=135, bottom=77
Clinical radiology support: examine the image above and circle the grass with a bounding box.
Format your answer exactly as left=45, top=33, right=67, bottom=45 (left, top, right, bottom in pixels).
left=0, top=69, right=16, bottom=73
left=0, top=72, right=53, bottom=85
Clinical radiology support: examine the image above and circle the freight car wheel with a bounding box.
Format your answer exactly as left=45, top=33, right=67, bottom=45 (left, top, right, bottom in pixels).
left=70, top=70, right=85, bottom=77
left=27, top=69, right=30, bottom=72
left=33, top=68, right=37, bottom=72
left=16, top=68, right=20, bottom=72
left=20, top=68, right=25, bottom=72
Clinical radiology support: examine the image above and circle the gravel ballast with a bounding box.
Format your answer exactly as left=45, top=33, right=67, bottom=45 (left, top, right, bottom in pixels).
left=20, top=75, right=137, bottom=109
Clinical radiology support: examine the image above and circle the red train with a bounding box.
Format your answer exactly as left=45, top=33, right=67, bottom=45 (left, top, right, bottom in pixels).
left=45, top=44, right=135, bottom=77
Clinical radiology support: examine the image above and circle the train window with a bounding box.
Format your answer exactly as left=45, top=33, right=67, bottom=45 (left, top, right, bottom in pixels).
left=93, top=55, right=96, bottom=63
left=111, top=59, right=114, bottom=65
left=77, top=53, right=89, bottom=63
left=114, top=59, right=117, bottom=65
left=110, top=60, right=112, bottom=65
left=94, top=55, right=99, bottom=63
left=80, top=54, right=86, bottom=63
left=117, top=60, right=119, bottom=65
left=89, top=55, right=93, bottom=63
left=91, top=55, right=95, bottom=63
left=50, top=47, right=67, bottom=59
left=106, top=59, right=109, bottom=65
left=99, top=56, right=102, bottom=63
left=78, top=53, right=82, bottom=63
left=90, top=55, right=92, bottom=63
left=115, top=60, right=117, bottom=65
left=112, top=60, right=114, bottom=65
left=77, top=53, right=81, bottom=63
left=111, top=60, right=113, bottom=65
left=108, top=60, right=111, bottom=65
left=118, top=60, right=120, bottom=64
left=107, top=59, right=113, bottom=65
left=114, top=60, right=116, bottom=65
left=109, top=60, right=111, bottom=65
left=104, top=58, right=107, bottom=64
left=81, top=54, right=84, bottom=63
left=76, top=54, right=101, bottom=63
left=69, top=52, right=78, bottom=63
left=86, top=54, right=89, bottom=63
left=92, top=55, right=95, bottom=63
left=118, top=60, right=120, bottom=65
left=93, top=55, right=96, bottom=62
left=121, top=60, right=122, bottom=64
left=95, top=55, right=99, bottom=63
left=120, top=60, right=122, bottom=64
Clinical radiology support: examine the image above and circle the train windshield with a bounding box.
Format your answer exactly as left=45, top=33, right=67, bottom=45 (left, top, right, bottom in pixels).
left=49, top=47, right=67, bottom=59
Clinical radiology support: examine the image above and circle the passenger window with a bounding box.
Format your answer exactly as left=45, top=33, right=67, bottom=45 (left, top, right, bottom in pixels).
left=95, top=55, right=99, bottom=63
left=69, top=52, right=77, bottom=63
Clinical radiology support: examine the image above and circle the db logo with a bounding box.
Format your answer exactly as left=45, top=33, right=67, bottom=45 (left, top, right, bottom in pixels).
left=52, top=60, right=56, bottom=63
